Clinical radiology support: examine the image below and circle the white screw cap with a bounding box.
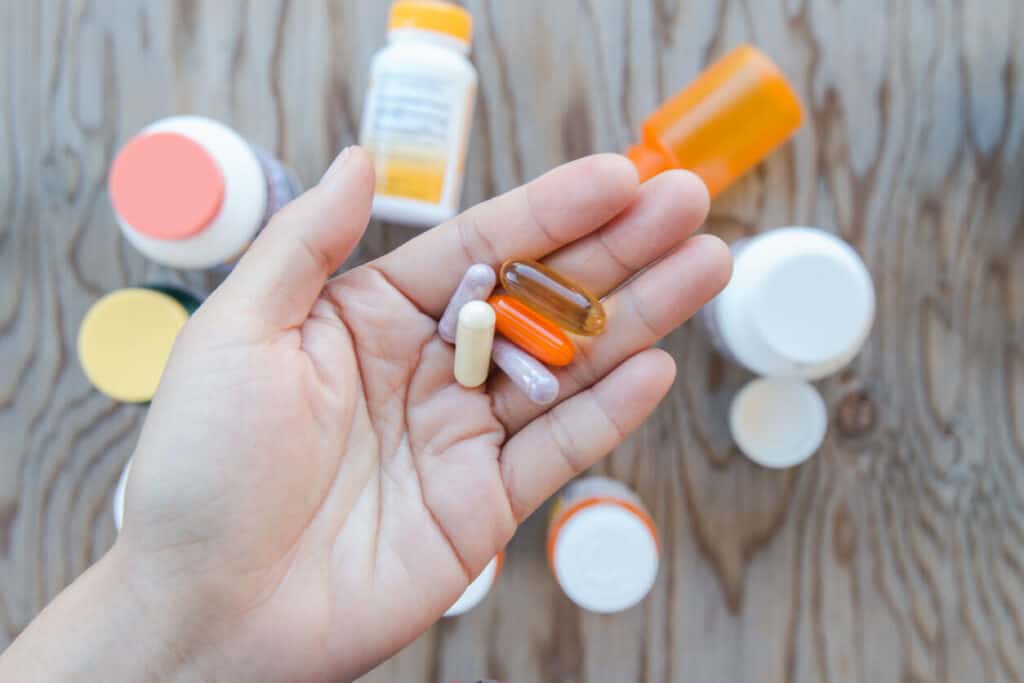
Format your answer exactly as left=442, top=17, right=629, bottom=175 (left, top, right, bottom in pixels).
left=729, top=377, right=828, bottom=468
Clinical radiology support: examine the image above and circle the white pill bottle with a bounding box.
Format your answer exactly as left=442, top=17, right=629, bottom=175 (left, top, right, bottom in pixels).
left=443, top=552, right=503, bottom=617
left=702, top=226, right=875, bottom=380
left=548, top=476, right=660, bottom=614
left=360, top=1, right=478, bottom=227
left=109, top=115, right=300, bottom=270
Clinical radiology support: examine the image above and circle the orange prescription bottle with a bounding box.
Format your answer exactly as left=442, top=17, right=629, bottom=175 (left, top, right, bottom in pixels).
left=625, top=44, right=803, bottom=198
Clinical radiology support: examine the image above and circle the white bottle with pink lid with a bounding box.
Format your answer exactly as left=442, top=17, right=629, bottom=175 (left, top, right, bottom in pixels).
left=702, top=226, right=875, bottom=380
left=108, top=115, right=300, bottom=270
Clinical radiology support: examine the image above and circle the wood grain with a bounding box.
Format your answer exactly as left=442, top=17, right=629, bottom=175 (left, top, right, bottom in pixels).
left=2, top=1, right=1022, bottom=681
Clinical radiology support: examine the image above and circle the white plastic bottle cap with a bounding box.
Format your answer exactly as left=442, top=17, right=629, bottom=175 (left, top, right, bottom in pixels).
left=444, top=553, right=502, bottom=617
left=112, top=459, right=131, bottom=532
left=753, top=250, right=874, bottom=366
left=109, top=116, right=268, bottom=269
left=729, top=377, right=828, bottom=468
left=552, top=503, right=659, bottom=613
left=715, top=227, right=875, bottom=380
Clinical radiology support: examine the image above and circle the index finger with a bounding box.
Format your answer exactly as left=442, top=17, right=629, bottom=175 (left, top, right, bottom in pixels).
left=370, top=154, right=639, bottom=317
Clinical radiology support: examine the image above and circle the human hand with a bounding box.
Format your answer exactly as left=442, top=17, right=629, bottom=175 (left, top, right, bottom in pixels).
left=3, top=149, right=730, bottom=682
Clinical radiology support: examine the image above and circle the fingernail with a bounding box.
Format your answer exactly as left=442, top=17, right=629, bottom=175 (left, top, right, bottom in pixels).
left=320, top=146, right=354, bottom=184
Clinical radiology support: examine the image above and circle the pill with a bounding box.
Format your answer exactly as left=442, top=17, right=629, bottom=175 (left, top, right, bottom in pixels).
left=439, top=263, right=497, bottom=343
left=454, top=301, right=496, bottom=388
left=492, top=338, right=560, bottom=405
left=488, top=295, right=575, bottom=367
left=500, top=259, right=606, bottom=336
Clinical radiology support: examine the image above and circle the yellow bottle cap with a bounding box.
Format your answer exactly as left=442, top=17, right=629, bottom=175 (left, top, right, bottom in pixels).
left=627, top=44, right=803, bottom=197
left=389, top=1, right=472, bottom=44
left=77, top=288, right=190, bottom=403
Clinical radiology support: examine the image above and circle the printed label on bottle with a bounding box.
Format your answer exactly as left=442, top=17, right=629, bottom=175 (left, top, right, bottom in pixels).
left=361, top=70, right=462, bottom=205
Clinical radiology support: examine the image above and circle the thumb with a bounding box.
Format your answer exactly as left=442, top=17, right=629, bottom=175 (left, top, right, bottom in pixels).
left=213, top=146, right=375, bottom=333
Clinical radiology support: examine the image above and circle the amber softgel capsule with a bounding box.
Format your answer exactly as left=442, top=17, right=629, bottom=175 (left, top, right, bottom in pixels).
left=499, top=259, right=606, bottom=336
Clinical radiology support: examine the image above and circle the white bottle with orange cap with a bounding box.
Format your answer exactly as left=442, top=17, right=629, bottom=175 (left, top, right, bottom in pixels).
left=360, top=1, right=477, bottom=227
left=109, top=116, right=300, bottom=270
left=548, top=476, right=660, bottom=614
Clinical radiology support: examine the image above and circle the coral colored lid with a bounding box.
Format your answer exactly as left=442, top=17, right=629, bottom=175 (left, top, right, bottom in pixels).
left=389, top=1, right=472, bottom=44
left=77, top=288, right=189, bottom=403
left=109, top=132, right=225, bottom=241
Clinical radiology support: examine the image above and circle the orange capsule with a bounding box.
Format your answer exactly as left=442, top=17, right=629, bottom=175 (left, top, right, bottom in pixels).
left=489, top=295, right=575, bottom=367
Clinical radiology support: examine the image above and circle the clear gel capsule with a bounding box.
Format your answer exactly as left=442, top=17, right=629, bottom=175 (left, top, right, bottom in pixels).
left=500, top=259, right=606, bottom=336
left=439, top=264, right=497, bottom=343
left=454, top=301, right=496, bottom=388
left=492, top=338, right=559, bottom=405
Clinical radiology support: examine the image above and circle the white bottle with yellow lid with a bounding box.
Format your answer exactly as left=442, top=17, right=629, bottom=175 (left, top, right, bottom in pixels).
left=360, top=1, right=477, bottom=227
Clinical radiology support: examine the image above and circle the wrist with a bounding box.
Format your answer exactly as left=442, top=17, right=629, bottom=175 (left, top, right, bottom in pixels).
left=101, top=539, right=222, bottom=681
left=0, top=543, right=218, bottom=682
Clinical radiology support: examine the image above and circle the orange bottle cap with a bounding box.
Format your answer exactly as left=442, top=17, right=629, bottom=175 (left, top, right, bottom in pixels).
left=629, top=44, right=803, bottom=197
left=389, top=1, right=472, bottom=44
left=109, top=132, right=226, bottom=241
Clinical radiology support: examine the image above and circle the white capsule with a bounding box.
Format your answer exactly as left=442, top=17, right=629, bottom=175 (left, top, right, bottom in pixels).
left=492, top=338, right=559, bottom=405
left=454, top=301, right=496, bottom=388
left=439, top=264, right=497, bottom=343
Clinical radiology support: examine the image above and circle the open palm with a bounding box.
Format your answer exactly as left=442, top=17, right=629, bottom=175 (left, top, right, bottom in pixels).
left=117, top=148, right=729, bottom=682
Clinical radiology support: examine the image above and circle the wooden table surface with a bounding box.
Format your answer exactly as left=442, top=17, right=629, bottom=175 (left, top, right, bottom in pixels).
left=3, top=1, right=1023, bottom=681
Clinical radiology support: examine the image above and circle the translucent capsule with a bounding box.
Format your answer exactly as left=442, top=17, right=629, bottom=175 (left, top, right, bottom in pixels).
left=500, top=259, right=606, bottom=336
left=454, top=301, right=496, bottom=388
left=439, top=263, right=497, bottom=344
left=489, top=295, right=574, bottom=367
left=492, top=338, right=560, bottom=405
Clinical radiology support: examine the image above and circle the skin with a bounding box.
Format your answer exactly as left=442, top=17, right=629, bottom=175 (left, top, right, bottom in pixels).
left=0, top=149, right=730, bottom=682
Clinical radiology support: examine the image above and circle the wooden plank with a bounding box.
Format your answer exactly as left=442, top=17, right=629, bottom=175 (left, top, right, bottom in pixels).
left=1, top=1, right=1022, bottom=681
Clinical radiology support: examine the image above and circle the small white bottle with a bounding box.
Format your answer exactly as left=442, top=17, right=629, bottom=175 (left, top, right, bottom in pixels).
left=701, top=226, right=876, bottom=380
left=548, top=477, right=660, bottom=614
left=443, top=552, right=503, bottom=617
left=112, top=459, right=131, bottom=531
left=360, top=1, right=478, bottom=227
left=109, top=115, right=301, bottom=270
